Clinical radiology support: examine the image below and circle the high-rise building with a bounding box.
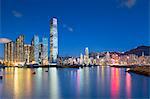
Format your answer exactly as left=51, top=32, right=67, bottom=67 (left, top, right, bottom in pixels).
left=39, top=43, right=43, bottom=64
left=80, top=53, right=84, bottom=65
left=7, top=42, right=10, bottom=63
left=84, top=47, right=89, bottom=65
left=42, top=37, right=48, bottom=65
left=30, top=39, right=34, bottom=63
left=4, top=43, right=8, bottom=63
left=4, top=41, right=15, bottom=66
left=85, top=47, right=89, bottom=57
left=24, top=44, right=31, bottom=64
left=33, top=35, right=39, bottom=64
left=15, top=35, right=24, bottom=63
left=10, top=41, right=14, bottom=65
left=50, top=17, right=58, bottom=64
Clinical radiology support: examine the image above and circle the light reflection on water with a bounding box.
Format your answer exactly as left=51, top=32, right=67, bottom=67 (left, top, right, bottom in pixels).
left=0, top=66, right=149, bottom=99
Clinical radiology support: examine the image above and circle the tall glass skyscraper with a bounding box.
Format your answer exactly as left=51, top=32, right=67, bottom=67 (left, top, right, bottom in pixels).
left=50, top=18, right=58, bottom=64
left=84, top=47, right=89, bottom=65
left=42, top=37, right=48, bottom=65
left=34, top=35, right=39, bottom=64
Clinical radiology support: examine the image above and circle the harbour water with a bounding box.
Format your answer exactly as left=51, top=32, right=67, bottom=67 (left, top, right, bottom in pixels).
left=0, top=66, right=149, bottom=99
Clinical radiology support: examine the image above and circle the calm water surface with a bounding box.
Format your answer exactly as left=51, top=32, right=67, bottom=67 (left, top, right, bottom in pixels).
left=0, top=66, right=149, bottom=99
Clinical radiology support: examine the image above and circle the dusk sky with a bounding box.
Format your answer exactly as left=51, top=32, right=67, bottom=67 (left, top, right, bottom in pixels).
left=0, top=0, right=149, bottom=57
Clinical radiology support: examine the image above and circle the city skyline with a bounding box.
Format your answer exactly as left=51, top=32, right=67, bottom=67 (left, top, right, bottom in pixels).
left=0, top=0, right=149, bottom=57
left=0, top=1, right=149, bottom=98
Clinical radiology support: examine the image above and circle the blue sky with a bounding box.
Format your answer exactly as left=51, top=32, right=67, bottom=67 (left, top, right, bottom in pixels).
left=0, top=0, right=149, bottom=57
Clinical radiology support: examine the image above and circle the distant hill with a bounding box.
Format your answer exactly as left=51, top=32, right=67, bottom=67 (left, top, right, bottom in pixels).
left=125, top=46, right=150, bottom=56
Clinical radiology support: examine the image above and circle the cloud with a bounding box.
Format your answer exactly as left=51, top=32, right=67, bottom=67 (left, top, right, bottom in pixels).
left=68, top=27, right=73, bottom=32
left=12, top=10, right=23, bottom=18
left=63, top=24, right=74, bottom=32
left=119, top=0, right=137, bottom=8
left=0, top=38, right=12, bottom=43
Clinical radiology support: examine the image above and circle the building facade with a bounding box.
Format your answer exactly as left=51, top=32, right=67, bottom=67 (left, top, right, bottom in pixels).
left=15, top=35, right=24, bottom=64
left=24, top=44, right=31, bottom=64
left=42, top=37, right=48, bottom=65
left=50, top=18, right=58, bottom=64
left=34, top=35, right=39, bottom=63
left=4, top=41, right=15, bottom=66
left=84, top=47, right=89, bottom=65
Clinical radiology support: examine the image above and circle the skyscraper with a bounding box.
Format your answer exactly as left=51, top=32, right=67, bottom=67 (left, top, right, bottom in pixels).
left=4, top=43, right=8, bottom=64
left=24, top=44, right=31, bottom=64
left=84, top=47, right=89, bottom=66
left=85, top=47, right=89, bottom=57
left=42, top=37, right=48, bottom=65
left=4, top=41, right=15, bottom=66
left=30, top=38, right=35, bottom=63
left=15, top=35, right=24, bottom=63
left=33, top=35, right=39, bottom=64
left=10, top=41, right=14, bottom=65
left=80, top=53, right=84, bottom=65
left=50, top=17, right=58, bottom=64
left=39, top=43, right=43, bottom=64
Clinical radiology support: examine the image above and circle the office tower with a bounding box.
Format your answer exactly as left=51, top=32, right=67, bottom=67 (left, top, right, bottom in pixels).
left=33, top=35, right=39, bottom=64
left=7, top=42, right=10, bottom=63
left=50, top=17, right=58, bottom=64
left=15, top=35, right=24, bottom=63
left=4, top=43, right=8, bottom=64
left=80, top=53, right=84, bottom=65
left=42, top=37, right=48, bottom=65
left=10, top=41, right=14, bottom=65
left=30, top=39, right=34, bottom=63
left=24, top=44, right=31, bottom=64
left=39, top=43, right=43, bottom=64
left=84, top=47, right=89, bottom=65
left=4, top=41, right=14, bottom=66
left=15, top=38, right=19, bottom=62
left=19, top=35, right=24, bottom=62
left=85, top=47, right=89, bottom=57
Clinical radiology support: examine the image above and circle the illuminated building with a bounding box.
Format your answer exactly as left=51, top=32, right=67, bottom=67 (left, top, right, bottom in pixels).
left=4, top=43, right=8, bottom=63
left=80, top=53, right=83, bottom=65
left=34, top=35, right=39, bottom=63
left=10, top=41, right=14, bottom=65
left=42, top=37, right=48, bottom=65
left=84, top=47, right=89, bottom=65
left=15, top=35, right=24, bottom=64
left=31, top=35, right=39, bottom=64
left=24, top=44, right=31, bottom=64
left=105, top=52, right=111, bottom=65
left=39, top=43, right=43, bottom=64
left=4, top=41, right=15, bottom=66
left=50, top=18, right=58, bottom=64
left=85, top=47, right=89, bottom=57
left=7, top=42, right=10, bottom=63
left=30, top=39, right=35, bottom=63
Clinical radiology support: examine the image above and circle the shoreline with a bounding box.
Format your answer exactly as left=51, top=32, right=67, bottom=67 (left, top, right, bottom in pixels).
left=110, top=65, right=136, bottom=68
left=127, top=66, right=150, bottom=76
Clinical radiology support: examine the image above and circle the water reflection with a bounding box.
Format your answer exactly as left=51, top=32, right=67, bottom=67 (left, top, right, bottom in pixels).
left=14, top=68, right=20, bottom=99
left=49, top=68, right=60, bottom=99
left=0, top=67, right=149, bottom=98
left=25, top=69, right=32, bottom=97
left=111, top=68, right=120, bottom=98
left=126, top=73, right=131, bottom=98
